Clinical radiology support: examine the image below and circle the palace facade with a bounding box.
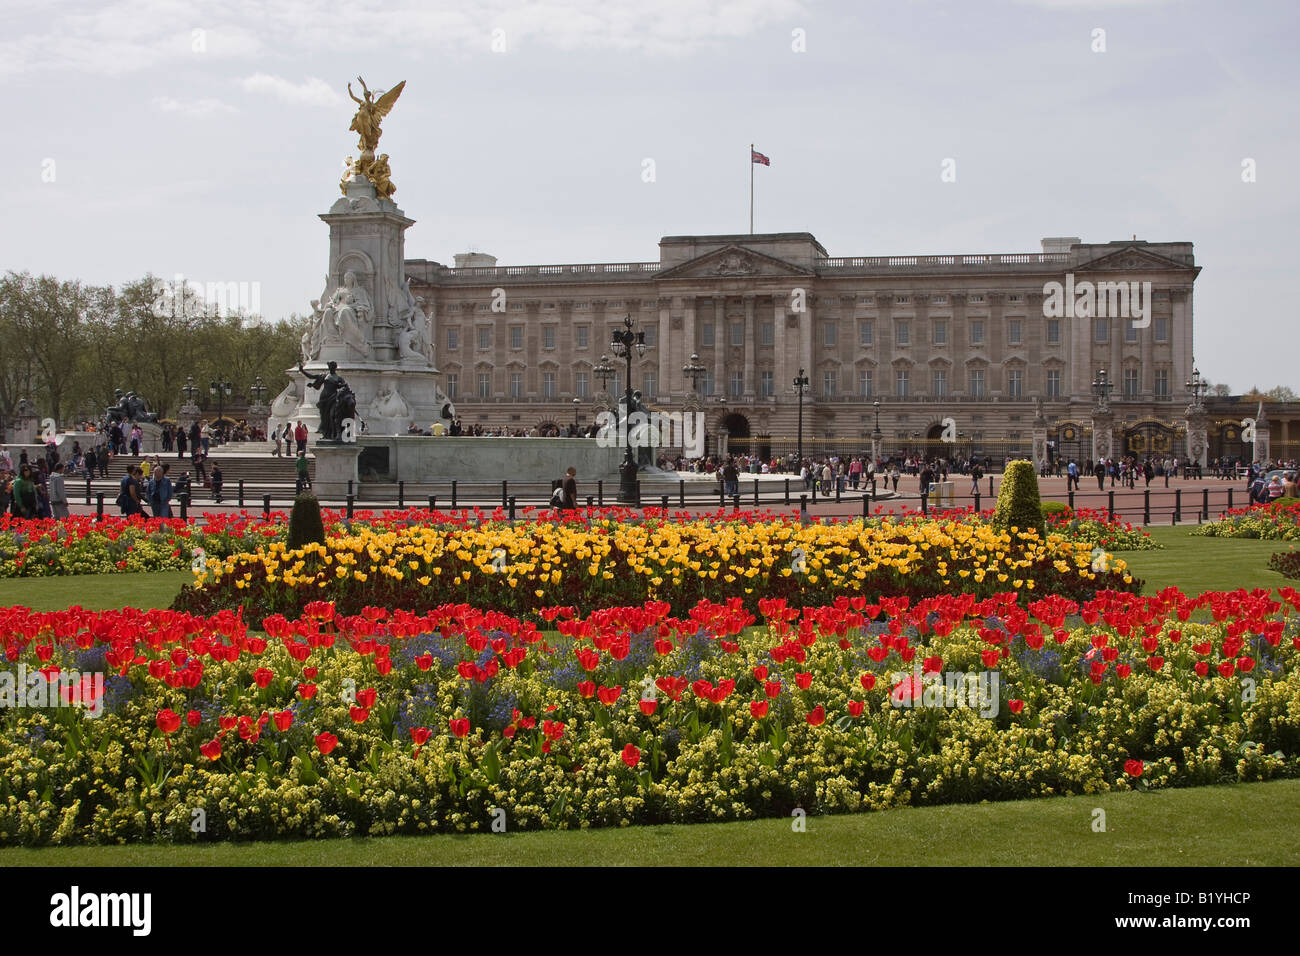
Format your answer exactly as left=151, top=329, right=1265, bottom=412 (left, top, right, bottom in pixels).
left=405, top=232, right=1212, bottom=463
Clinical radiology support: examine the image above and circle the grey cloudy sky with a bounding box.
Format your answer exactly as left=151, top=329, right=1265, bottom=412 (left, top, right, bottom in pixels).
left=2, top=0, right=1296, bottom=390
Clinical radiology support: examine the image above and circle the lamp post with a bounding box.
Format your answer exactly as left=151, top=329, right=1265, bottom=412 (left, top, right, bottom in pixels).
left=792, top=367, right=810, bottom=466
left=181, top=376, right=200, bottom=406
left=209, top=375, right=232, bottom=437
left=572, top=397, right=580, bottom=435
left=249, top=375, right=268, bottom=407
left=608, top=316, right=647, bottom=503
left=1091, top=368, right=1113, bottom=410
left=1186, top=366, right=1207, bottom=409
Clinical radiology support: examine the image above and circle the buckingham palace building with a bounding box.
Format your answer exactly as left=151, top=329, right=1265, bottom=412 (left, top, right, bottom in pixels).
left=404, top=231, right=1210, bottom=464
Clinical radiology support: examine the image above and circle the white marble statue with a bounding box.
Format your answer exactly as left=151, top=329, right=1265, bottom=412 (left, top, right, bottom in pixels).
left=329, top=270, right=372, bottom=358
left=371, top=383, right=410, bottom=419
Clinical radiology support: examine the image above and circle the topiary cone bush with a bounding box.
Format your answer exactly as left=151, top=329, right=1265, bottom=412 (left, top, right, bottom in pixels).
left=993, top=460, right=1047, bottom=539
left=287, top=493, right=326, bottom=551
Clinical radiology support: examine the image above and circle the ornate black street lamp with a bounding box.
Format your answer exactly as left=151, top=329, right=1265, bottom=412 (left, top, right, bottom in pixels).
left=572, top=396, right=580, bottom=434
left=792, top=367, right=810, bottom=465
left=606, top=316, right=647, bottom=502
left=181, top=376, right=200, bottom=406
left=249, top=375, right=268, bottom=406
left=1091, top=368, right=1113, bottom=410
left=1186, top=366, right=1207, bottom=409
left=209, top=376, right=232, bottom=428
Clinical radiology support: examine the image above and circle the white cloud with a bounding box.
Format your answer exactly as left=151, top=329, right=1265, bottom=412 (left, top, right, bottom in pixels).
left=151, top=96, right=239, bottom=116
left=240, top=73, right=346, bottom=107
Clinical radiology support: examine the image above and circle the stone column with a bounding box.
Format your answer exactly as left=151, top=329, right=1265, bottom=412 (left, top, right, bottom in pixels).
left=1032, top=408, right=1049, bottom=473
left=1184, top=406, right=1208, bottom=469
left=1254, top=404, right=1271, bottom=464
left=712, top=295, right=727, bottom=400
left=1091, top=409, right=1114, bottom=462
left=772, top=297, right=788, bottom=403
left=683, top=296, right=697, bottom=394
left=742, top=294, right=756, bottom=397
left=658, top=297, right=672, bottom=398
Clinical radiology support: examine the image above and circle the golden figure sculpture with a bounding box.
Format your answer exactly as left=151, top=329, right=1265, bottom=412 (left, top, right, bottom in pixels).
left=343, top=77, right=405, bottom=198
left=347, top=77, right=405, bottom=153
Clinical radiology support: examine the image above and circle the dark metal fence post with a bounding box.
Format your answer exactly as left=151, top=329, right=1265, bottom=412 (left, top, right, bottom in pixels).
left=508, top=496, right=516, bottom=521
left=661, top=494, right=669, bottom=511
left=238, top=479, right=245, bottom=508
left=1143, top=489, right=1150, bottom=525
left=753, top=480, right=760, bottom=508
left=921, top=487, right=928, bottom=515
left=96, top=493, right=105, bottom=521
left=784, top=479, right=790, bottom=506
left=597, top=481, right=604, bottom=507
left=974, top=489, right=981, bottom=512
left=346, top=495, right=354, bottom=519
left=347, top=479, right=354, bottom=497
left=1202, top=488, right=1209, bottom=521
left=1068, top=489, right=1074, bottom=510
left=679, top=479, right=686, bottom=509
left=1108, top=490, right=1114, bottom=520
left=85, top=477, right=92, bottom=505
left=428, top=495, right=437, bottom=512
left=799, top=494, right=808, bottom=524
left=263, top=494, right=271, bottom=517
left=501, top=480, right=508, bottom=509
left=398, top=481, right=405, bottom=508
left=1227, top=487, right=1233, bottom=511
left=732, top=494, right=740, bottom=512
left=862, top=494, right=869, bottom=519
left=1175, top=488, right=1182, bottom=524
left=178, top=493, right=187, bottom=521
left=988, top=476, right=993, bottom=497
left=451, top=480, right=458, bottom=510
left=835, top=480, right=842, bottom=504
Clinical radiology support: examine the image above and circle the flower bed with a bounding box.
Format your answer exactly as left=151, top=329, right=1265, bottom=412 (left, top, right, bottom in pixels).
left=1269, top=550, right=1300, bottom=580
left=1194, top=501, right=1300, bottom=541
left=1043, top=506, right=1160, bottom=552
left=2, top=586, right=1297, bottom=845
left=172, top=514, right=1138, bottom=618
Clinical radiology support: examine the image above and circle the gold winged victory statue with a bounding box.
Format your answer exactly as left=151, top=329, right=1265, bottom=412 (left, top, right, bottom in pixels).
left=341, top=76, right=405, bottom=199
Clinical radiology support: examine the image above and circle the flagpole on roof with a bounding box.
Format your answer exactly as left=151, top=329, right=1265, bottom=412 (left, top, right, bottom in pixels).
left=750, top=143, right=754, bottom=234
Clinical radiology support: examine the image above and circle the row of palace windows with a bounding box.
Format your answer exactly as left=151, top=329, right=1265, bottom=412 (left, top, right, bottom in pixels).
left=442, top=315, right=1172, bottom=354
left=442, top=366, right=1173, bottom=401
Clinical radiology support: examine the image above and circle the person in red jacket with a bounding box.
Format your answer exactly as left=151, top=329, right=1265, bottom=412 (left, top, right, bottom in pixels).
left=294, top=421, right=308, bottom=455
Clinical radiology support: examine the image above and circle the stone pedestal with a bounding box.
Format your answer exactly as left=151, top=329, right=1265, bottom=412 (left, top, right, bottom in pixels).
left=311, top=443, right=361, bottom=499
left=1090, top=410, right=1114, bottom=461
left=178, top=403, right=202, bottom=431
left=10, top=413, right=38, bottom=445
left=1184, top=407, right=1208, bottom=469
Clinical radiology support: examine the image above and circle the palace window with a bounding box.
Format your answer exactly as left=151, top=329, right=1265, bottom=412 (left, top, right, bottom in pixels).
left=446, top=374, right=458, bottom=399
left=1095, top=318, right=1109, bottom=343
left=1046, top=368, right=1061, bottom=397
left=510, top=327, right=523, bottom=350
left=895, top=369, right=909, bottom=397
left=761, top=321, right=774, bottom=346
left=575, top=371, right=589, bottom=398
left=478, top=327, right=491, bottom=350
left=859, top=320, right=874, bottom=346
left=1046, top=319, right=1060, bottom=345
left=1155, top=369, right=1170, bottom=399
left=822, top=371, right=837, bottom=397
left=933, top=320, right=947, bottom=346
left=859, top=370, right=873, bottom=397
left=1008, top=319, right=1022, bottom=346
left=760, top=370, right=774, bottom=397
left=1154, top=317, right=1168, bottom=342
left=700, top=321, right=714, bottom=347
left=509, top=372, right=522, bottom=398
left=644, top=325, right=658, bottom=347
left=1125, top=319, right=1138, bottom=343
left=477, top=372, right=491, bottom=398
left=542, top=326, right=556, bottom=349
left=731, top=322, right=744, bottom=346
left=447, top=327, right=459, bottom=350
left=895, top=320, right=910, bottom=346
left=542, top=371, right=556, bottom=398
left=576, top=326, right=589, bottom=349
left=969, top=368, right=985, bottom=397
left=971, top=320, right=984, bottom=345
left=643, top=371, right=658, bottom=398
left=823, top=322, right=837, bottom=347
left=1123, top=367, right=1139, bottom=398
left=729, top=371, right=744, bottom=397
left=1007, top=368, right=1023, bottom=398
left=932, top=368, right=947, bottom=397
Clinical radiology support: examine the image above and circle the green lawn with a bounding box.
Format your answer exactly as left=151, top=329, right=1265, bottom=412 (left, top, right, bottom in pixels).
left=1120, top=526, right=1291, bottom=595
left=0, top=570, right=191, bottom=611
left=2, top=779, right=1297, bottom=866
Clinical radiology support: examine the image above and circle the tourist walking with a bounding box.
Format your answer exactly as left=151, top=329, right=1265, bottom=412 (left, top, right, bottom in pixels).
left=48, top=463, right=69, bottom=519
left=295, top=450, right=310, bottom=494
left=561, top=466, right=578, bottom=509
left=295, top=421, right=308, bottom=455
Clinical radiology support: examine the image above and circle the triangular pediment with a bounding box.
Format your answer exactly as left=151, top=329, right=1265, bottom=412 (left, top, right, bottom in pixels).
left=655, top=244, right=815, bottom=280
left=1074, top=245, right=1197, bottom=273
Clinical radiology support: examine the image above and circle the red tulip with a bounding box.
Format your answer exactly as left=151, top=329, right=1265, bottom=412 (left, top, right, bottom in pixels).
left=349, top=706, right=370, bottom=723
left=199, top=739, right=222, bottom=761
left=805, top=704, right=826, bottom=726
left=155, top=709, right=181, bottom=734
left=847, top=700, right=864, bottom=717
left=1007, top=699, right=1024, bottom=714
left=639, top=698, right=657, bottom=716
left=272, top=710, right=293, bottom=732
left=653, top=639, right=674, bottom=656
left=410, top=726, right=432, bottom=747
left=415, top=653, right=433, bottom=671
left=867, top=646, right=889, bottom=663
left=315, top=732, right=338, bottom=755
left=1116, top=664, right=1131, bottom=679
left=1237, top=657, right=1255, bottom=673
left=922, top=656, right=943, bottom=675
left=298, top=682, right=318, bottom=700
left=1194, top=661, right=1209, bottom=677
left=449, top=717, right=470, bottom=738
left=750, top=700, right=769, bottom=719
left=621, top=743, right=640, bottom=768
left=186, top=709, right=201, bottom=727
left=303, top=666, right=318, bottom=679
left=860, top=673, right=876, bottom=691
left=764, top=680, right=782, bottom=699
left=753, top=665, right=768, bottom=681
left=355, top=687, right=377, bottom=709
left=1218, top=660, right=1235, bottom=678
left=253, top=667, right=274, bottom=688
left=375, top=658, right=392, bottom=676
left=218, top=715, right=236, bottom=733
left=795, top=672, right=812, bottom=690
left=597, top=685, right=622, bottom=706
left=577, top=680, right=596, bottom=698
left=1124, top=759, right=1143, bottom=778
left=1146, top=655, right=1164, bottom=672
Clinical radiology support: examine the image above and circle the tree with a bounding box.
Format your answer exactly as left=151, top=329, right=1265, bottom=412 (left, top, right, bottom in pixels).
left=1210, top=383, right=1231, bottom=398
left=0, top=271, right=92, bottom=423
